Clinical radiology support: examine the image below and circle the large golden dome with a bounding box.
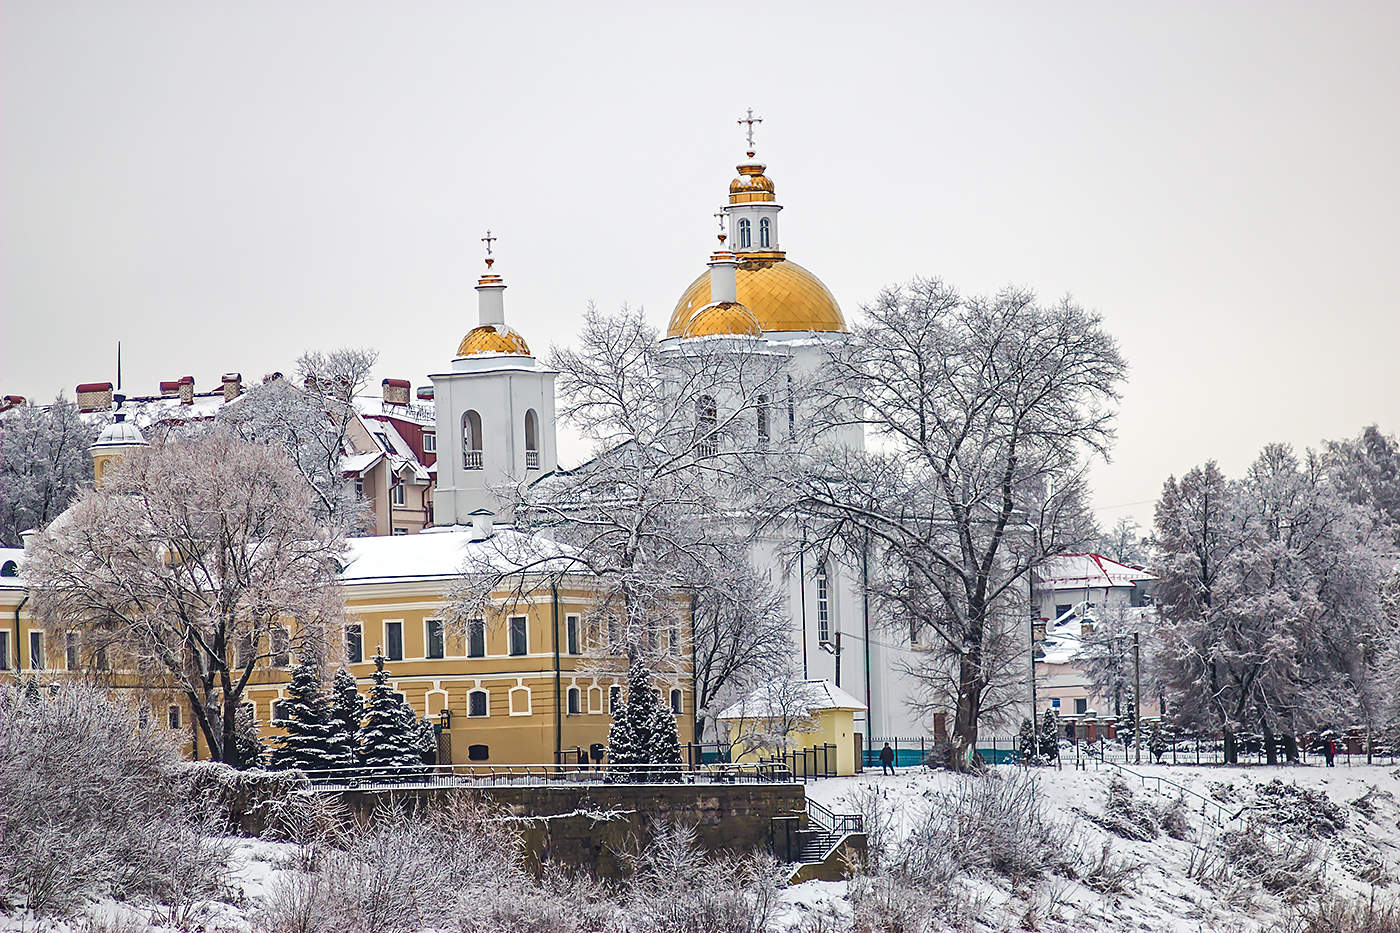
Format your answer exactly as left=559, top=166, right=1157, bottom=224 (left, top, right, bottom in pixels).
left=682, top=301, right=763, bottom=338
left=668, top=256, right=846, bottom=337
left=456, top=324, right=531, bottom=357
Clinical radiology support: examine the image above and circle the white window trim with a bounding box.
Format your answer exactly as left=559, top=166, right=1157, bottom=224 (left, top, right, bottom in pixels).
left=383, top=619, right=405, bottom=661
left=423, top=431, right=437, bottom=453
left=566, top=686, right=582, bottom=716
left=28, top=630, right=44, bottom=671
left=391, top=483, right=406, bottom=507
left=508, top=685, right=532, bottom=717
left=508, top=615, right=529, bottom=657
left=566, top=614, right=581, bottom=655
left=467, top=688, right=490, bottom=718
left=588, top=685, right=603, bottom=714
left=424, top=618, right=447, bottom=660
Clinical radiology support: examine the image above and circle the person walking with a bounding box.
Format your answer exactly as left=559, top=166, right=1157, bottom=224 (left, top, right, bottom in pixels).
left=879, top=742, right=895, bottom=776
left=1325, top=738, right=1336, bottom=767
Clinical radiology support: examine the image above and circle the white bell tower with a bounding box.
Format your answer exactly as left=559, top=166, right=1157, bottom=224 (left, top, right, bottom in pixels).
left=725, top=108, right=783, bottom=255
left=430, top=233, right=557, bottom=526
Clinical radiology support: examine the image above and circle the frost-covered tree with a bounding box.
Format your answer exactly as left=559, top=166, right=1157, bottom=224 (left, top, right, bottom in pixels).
left=357, top=653, right=421, bottom=773
left=269, top=655, right=341, bottom=772
left=1079, top=606, right=1163, bottom=720
left=235, top=705, right=267, bottom=769
left=445, top=307, right=791, bottom=730
left=218, top=347, right=378, bottom=535
left=780, top=278, right=1124, bottom=770
left=0, top=394, right=94, bottom=546
left=608, top=659, right=681, bottom=778
left=1095, top=517, right=1149, bottom=567
left=399, top=697, right=438, bottom=766
left=1155, top=448, right=1391, bottom=762
left=25, top=429, right=345, bottom=765
left=327, top=667, right=364, bottom=766
left=1326, top=425, right=1400, bottom=546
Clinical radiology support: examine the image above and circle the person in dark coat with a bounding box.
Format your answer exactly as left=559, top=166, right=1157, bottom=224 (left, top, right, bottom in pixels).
left=879, top=742, right=895, bottom=775
left=1324, top=739, right=1336, bottom=767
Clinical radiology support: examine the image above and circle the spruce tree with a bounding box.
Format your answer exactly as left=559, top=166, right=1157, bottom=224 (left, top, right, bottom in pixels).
left=1039, top=709, right=1059, bottom=762
left=356, top=653, right=421, bottom=775
left=270, top=656, right=341, bottom=773
left=644, top=684, right=683, bottom=780
left=234, top=705, right=267, bottom=770
left=607, top=660, right=680, bottom=780
left=328, top=668, right=364, bottom=767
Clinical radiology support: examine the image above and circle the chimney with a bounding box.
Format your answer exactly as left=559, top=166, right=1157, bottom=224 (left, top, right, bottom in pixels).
left=76, top=382, right=114, bottom=413
left=708, top=250, right=739, bottom=304
left=178, top=376, right=194, bottom=405
left=416, top=385, right=434, bottom=401
left=0, top=395, right=24, bottom=413
left=381, top=378, right=411, bottom=406
left=469, top=511, right=494, bottom=541
left=20, top=528, right=37, bottom=553
left=221, top=373, right=242, bottom=401
left=159, top=380, right=180, bottom=398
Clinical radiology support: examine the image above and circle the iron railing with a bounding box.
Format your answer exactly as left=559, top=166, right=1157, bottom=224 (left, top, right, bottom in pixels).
left=299, top=761, right=795, bottom=792
left=807, top=797, right=864, bottom=835
left=526, top=450, right=540, bottom=470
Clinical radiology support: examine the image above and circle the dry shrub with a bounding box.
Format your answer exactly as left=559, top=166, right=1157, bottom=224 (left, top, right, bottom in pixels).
left=1090, top=776, right=1160, bottom=841
left=1189, top=824, right=1324, bottom=902
left=1252, top=780, right=1346, bottom=839
left=625, top=820, right=783, bottom=933
left=1079, top=840, right=1142, bottom=895
left=1278, top=894, right=1400, bottom=933
left=0, top=683, right=228, bottom=917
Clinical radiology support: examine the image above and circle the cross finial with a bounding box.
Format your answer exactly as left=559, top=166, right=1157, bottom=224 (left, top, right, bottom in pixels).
left=713, top=210, right=727, bottom=244
left=737, top=108, right=762, bottom=155
left=481, top=229, right=497, bottom=269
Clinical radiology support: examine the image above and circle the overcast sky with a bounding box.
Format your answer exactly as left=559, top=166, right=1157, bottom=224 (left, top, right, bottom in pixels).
left=3, top=1, right=1397, bottom=531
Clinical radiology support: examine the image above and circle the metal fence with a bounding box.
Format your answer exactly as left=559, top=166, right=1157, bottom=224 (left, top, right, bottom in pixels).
left=300, top=761, right=794, bottom=792
left=758, top=743, right=839, bottom=782
left=807, top=797, right=864, bottom=835
left=1068, top=734, right=1400, bottom=769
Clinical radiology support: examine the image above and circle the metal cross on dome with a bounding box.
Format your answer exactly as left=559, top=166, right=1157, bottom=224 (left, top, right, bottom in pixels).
left=481, top=229, right=497, bottom=256
left=713, top=210, right=727, bottom=243
left=737, top=108, right=763, bottom=152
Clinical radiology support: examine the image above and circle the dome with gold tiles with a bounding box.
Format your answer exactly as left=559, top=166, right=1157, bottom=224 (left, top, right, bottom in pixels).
left=456, top=323, right=531, bottom=357
left=682, top=300, right=763, bottom=339
left=729, top=162, right=775, bottom=204
left=668, top=256, right=846, bottom=337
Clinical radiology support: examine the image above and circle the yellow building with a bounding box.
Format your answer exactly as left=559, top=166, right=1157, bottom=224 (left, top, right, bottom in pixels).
left=0, top=528, right=694, bottom=766
left=718, top=680, right=865, bottom=776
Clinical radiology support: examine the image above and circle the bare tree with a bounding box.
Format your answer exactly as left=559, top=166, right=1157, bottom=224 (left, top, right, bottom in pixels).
left=0, top=393, right=95, bottom=545
left=777, top=278, right=1125, bottom=769
left=25, top=429, right=346, bottom=765
left=443, top=307, right=792, bottom=720
left=717, top=670, right=819, bottom=760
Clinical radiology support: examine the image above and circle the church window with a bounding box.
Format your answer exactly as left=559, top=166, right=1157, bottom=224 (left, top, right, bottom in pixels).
left=168, top=705, right=181, bottom=730
left=509, top=616, right=528, bottom=656
left=670, top=689, right=683, bottom=715
left=468, top=618, right=485, bottom=658
left=29, top=631, right=43, bottom=670
left=66, top=632, right=80, bottom=670
left=816, top=563, right=830, bottom=644
left=738, top=218, right=751, bottom=249
left=385, top=620, right=404, bottom=661
left=757, top=394, right=770, bottom=445
left=462, top=411, right=483, bottom=470
left=524, top=409, right=540, bottom=470
left=786, top=375, right=796, bottom=440
left=567, top=686, right=581, bottom=715
left=566, top=614, right=580, bottom=655
left=0, top=632, right=8, bottom=670
left=697, top=395, right=718, bottom=458
left=759, top=218, right=771, bottom=248
left=468, top=689, right=489, bottom=717
left=425, top=619, right=445, bottom=659
left=270, top=626, right=290, bottom=667
left=346, top=624, right=363, bottom=664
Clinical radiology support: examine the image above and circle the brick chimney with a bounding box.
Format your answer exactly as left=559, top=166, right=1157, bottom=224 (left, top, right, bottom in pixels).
left=222, top=373, right=243, bottom=401
left=159, top=380, right=181, bottom=398
left=0, top=395, right=24, bottom=413
left=178, top=376, right=194, bottom=405
left=416, top=385, right=434, bottom=401
left=76, top=382, right=114, bottom=413
left=381, top=378, right=411, bottom=406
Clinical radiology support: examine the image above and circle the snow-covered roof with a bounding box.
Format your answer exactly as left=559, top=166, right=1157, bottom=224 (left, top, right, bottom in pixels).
left=1037, top=603, right=1159, bottom=666
left=340, top=451, right=383, bottom=476
left=1036, top=553, right=1155, bottom=590
left=717, top=679, right=867, bottom=720
left=353, top=394, right=435, bottom=426
left=338, top=526, right=583, bottom=585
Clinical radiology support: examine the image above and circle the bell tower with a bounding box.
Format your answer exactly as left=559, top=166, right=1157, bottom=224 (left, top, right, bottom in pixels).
left=89, top=395, right=147, bottom=487
left=430, top=234, right=557, bottom=526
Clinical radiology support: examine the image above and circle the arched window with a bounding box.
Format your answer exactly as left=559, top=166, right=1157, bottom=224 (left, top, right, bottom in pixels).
left=756, top=394, right=770, bottom=446
left=697, top=395, right=718, bottom=458
left=816, top=563, right=831, bottom=644
left=759, top=217, right=771, bottom=248
left=670, top=688, right=683, bottom=715
left=737, top=218, right=751, bottom=249
left=567, top=686, right=581, bottom=715
left=462, top=410, right=483, bottom=470
left=524, top=409, right=540, bottom=470
left=468, top=689, right=488, bottom=717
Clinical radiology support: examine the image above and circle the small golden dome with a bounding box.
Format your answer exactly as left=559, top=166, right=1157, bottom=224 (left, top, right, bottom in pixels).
left=729, top=162, right=775, bottom=204
left=682, top=301, right=763, bottom=339
left=456, top=324, right=531, bottom=357
left=669, top=256, right=846, bottom=337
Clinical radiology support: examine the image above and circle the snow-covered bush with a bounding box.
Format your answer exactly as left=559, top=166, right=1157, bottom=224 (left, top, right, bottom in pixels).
left=625, top=820, right=783, bottom=933
left=1189, top=826, right=1324, bottom=901
left=0, top=683, right=228, bottom=917
left=1090, top=775, right=1160, bottom=841
left=1079, top=840, right=1142, bottom=895
left=890, top=771, right=1077, bottom=886
left=1252, top=779, right=1347, bottom=838
left=1284, top=895, right=1400, bottom=933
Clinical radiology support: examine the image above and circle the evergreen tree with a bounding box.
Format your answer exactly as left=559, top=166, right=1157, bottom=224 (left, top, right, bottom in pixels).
left=356, top=653, right=421, bottom=775
left=269, top=656, right=341, bottom=772
left=234, top=705, right=267, bottom=769
left=607, top=660, right=681, bottom=780
left=1039, top=709, right=1059, bottom=762
left=1017, top=717, right=1038, bottom=764
left=328, top=667, right=363, bottom=766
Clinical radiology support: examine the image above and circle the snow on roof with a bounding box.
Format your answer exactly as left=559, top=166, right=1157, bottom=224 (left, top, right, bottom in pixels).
left=717, top=679, right=867, bottom=720
left=1036, top=553, right=1156, bottom=590
left=1037, top=604, right=1158, bottom=666
left=340, top=451, right=383, bottom=476
left=338, top=526, right=582, bottom=585
left=353, top=394, right=435, bottom=426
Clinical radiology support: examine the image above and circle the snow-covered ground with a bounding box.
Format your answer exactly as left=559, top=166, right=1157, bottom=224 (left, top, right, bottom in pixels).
left=780, top=762, right=1400, bottom=931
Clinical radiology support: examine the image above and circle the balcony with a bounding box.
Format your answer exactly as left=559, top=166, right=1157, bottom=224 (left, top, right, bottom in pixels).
left=526, top=449, right=540, bottom=470
left=464, top=450, right=483, bottom=471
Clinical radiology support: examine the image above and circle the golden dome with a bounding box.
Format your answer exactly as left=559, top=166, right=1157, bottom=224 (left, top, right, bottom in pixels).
left=729, top=162, right=775, bottom=204
left=668, top=256, right=846, bottom=337
left=682, top=301, right=763, bottom=339
left=456, top=324, right=531, bottom=357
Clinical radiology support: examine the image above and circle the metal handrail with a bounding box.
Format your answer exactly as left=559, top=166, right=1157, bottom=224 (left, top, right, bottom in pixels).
left=1087, top=755, right=1252, bottom=831
left=299, top=761, right=795, bottom=791
left=807, top=797, right=864, bottom=835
